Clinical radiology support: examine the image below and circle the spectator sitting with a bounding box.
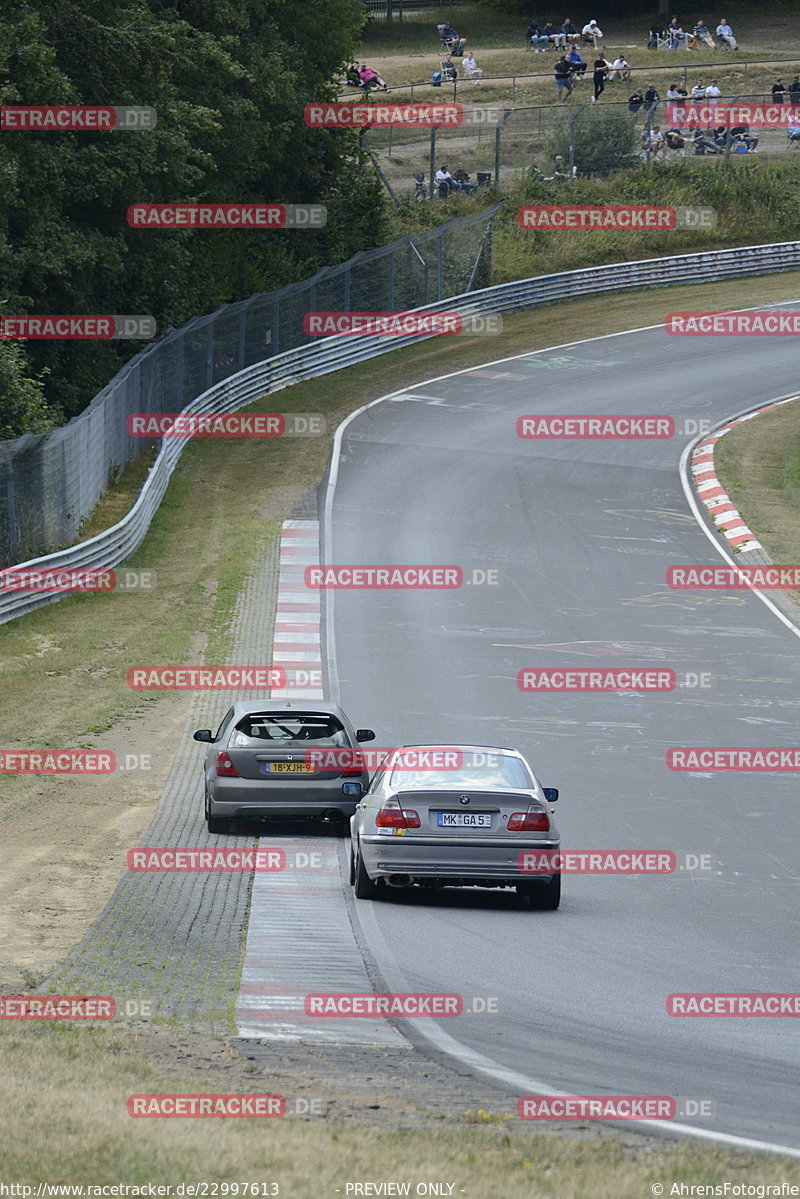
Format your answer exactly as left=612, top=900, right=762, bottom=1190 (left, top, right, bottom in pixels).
left=730, top=123, right=758, bottom=150
left=772, top=79, right=787, bottom=103
left=628, top=87, right=644, bottom=114
left=440, top=58, right=458, bottom=82
left=453, top=163, right=477, bottom=194
left=358, top=63, right=388, bottom=90
left=788, top=122, right=800, bottom=142
left=691, top=128, right=719, bottom=153
left=649, top=124, right=666, bottom=155
left=566, top=45, right=587, bottom=76
left=554, top=55, right=574, bottom=100
left=438, top=24, right=466, bottom=56
left=582, top=19, right=603, bottom=48
left=789, top=76, right=800, bottom=101
left=609, top=55, right=631, bottom=81
left=715, top=18, right=737, bottom=49
left=463, top=52, right=483, bottom=82
left=693, top=19, right=715, bottom=49
left=561, top=18, right=580, bottom=44
left=544, top=21, right=567, bottom=48
left=713, top=124, right=729, bottom=148
left=526, top=20, right=550, bottom=51
left=667, top=17, right=691, bottom=49
left=544, top=154, right=570, bottom=181
left=664, top=126, right=686, bottom=149
left=435, top=165, right=458, bottom=193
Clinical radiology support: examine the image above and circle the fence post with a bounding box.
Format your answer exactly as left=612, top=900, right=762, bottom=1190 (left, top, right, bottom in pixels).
left=437, top=229, right=444, bottom=299
left=430, top=126, right=438, bottom=198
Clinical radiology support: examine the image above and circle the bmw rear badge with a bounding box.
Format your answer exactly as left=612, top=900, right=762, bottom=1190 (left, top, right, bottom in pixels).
left=460, top=795, right=470, bottom=805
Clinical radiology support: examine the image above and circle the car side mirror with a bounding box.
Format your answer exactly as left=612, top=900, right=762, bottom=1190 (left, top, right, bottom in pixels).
left=356, top=729, right=376, bottom=742
left=193, top=729, right=213, bottom=742
left=543, top=787, right=559, bottom=803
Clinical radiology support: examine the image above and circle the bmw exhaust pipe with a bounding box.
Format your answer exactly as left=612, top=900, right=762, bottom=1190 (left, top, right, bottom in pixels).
left=386, top=873, right=414, bottom=888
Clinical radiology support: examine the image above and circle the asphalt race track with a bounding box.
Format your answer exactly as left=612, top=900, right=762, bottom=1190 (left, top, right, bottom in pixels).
left=323, top=320, right=800, bottom=1152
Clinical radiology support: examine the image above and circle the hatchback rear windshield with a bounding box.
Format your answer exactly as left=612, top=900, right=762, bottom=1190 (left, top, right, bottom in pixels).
left=389, top=756, right=533, bottom=791
left=228, top=713, right=348, bottom=747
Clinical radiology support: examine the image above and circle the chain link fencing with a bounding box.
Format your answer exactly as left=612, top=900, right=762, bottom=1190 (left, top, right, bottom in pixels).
left=0, top=205, right=501, bottom=566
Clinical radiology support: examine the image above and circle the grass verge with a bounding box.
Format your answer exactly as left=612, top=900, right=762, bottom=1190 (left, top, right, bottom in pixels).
left=2, top=1023, right=800, bottom=1194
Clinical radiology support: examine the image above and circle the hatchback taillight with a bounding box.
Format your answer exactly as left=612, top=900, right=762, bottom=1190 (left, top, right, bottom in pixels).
left=215, top=752, right=239, bottom=778
left=375, top=807, right=421, bottom=829
left=508, top=810, right=550, bottom=832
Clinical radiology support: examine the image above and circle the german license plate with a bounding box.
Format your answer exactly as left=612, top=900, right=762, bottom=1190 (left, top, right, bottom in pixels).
left=437, top=812, right=492, bottom=828
left=262, top=762, right=313, bottom=774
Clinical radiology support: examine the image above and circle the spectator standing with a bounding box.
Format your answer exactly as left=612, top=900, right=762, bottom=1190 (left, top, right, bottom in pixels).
left=690, top=79, right=706, bottom=98
left=554, top=55, right=574, bottom=100
left=592, top=54, right=610, bottom=102
left=666, top=82, right=687, bottom=99
left=772, top=79, right=787, bottom=104
left=789, top=76, right=800, bottom=102
left=705, top=79, right=721, bottom=111
left=715, top=18, right=737, bottom=49
left=644, top=83, right=660, bottom=114
left=628, top=88, right=644, bottom=114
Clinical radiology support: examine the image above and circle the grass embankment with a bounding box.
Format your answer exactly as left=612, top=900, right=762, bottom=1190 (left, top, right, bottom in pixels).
left=2, top=1022, right=799, bottom=1194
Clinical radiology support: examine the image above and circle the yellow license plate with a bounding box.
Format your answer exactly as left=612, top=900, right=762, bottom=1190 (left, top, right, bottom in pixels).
left=265, top=762, right=313, bottom=774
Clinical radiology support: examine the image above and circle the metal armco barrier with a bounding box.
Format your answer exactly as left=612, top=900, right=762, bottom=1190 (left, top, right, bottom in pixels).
left=3, top=238, right=800, bottom=624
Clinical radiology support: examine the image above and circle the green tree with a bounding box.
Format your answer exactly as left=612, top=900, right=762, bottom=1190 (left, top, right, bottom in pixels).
left=0, top=340, right=54, bottom=437
left=548, top=110, right=641, bottom=176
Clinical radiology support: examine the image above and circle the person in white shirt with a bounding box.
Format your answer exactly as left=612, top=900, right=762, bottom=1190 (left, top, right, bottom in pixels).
left=705, top=79, right=721, bottom=110
left=462, top=53, right=483, bottom=83
left=716, top=18, right=737, bottom=49
left=435, top=165, right=457, bottom=193
left=609, top=55, right=630, bottom=81
left=582, top=20, right=603, bottom=48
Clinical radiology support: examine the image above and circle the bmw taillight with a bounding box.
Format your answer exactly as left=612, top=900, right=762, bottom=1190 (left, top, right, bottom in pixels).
left=508, top=810, right=550, bottom=832
left=215, top=752, right=239, bottom=778
left=375, top=807, right=421, bottom=829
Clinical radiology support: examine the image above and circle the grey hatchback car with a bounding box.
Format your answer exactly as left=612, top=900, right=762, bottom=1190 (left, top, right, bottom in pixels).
left=194, top=700, right=374, bottom=833
left=350, top=744, right=561, bottom=909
